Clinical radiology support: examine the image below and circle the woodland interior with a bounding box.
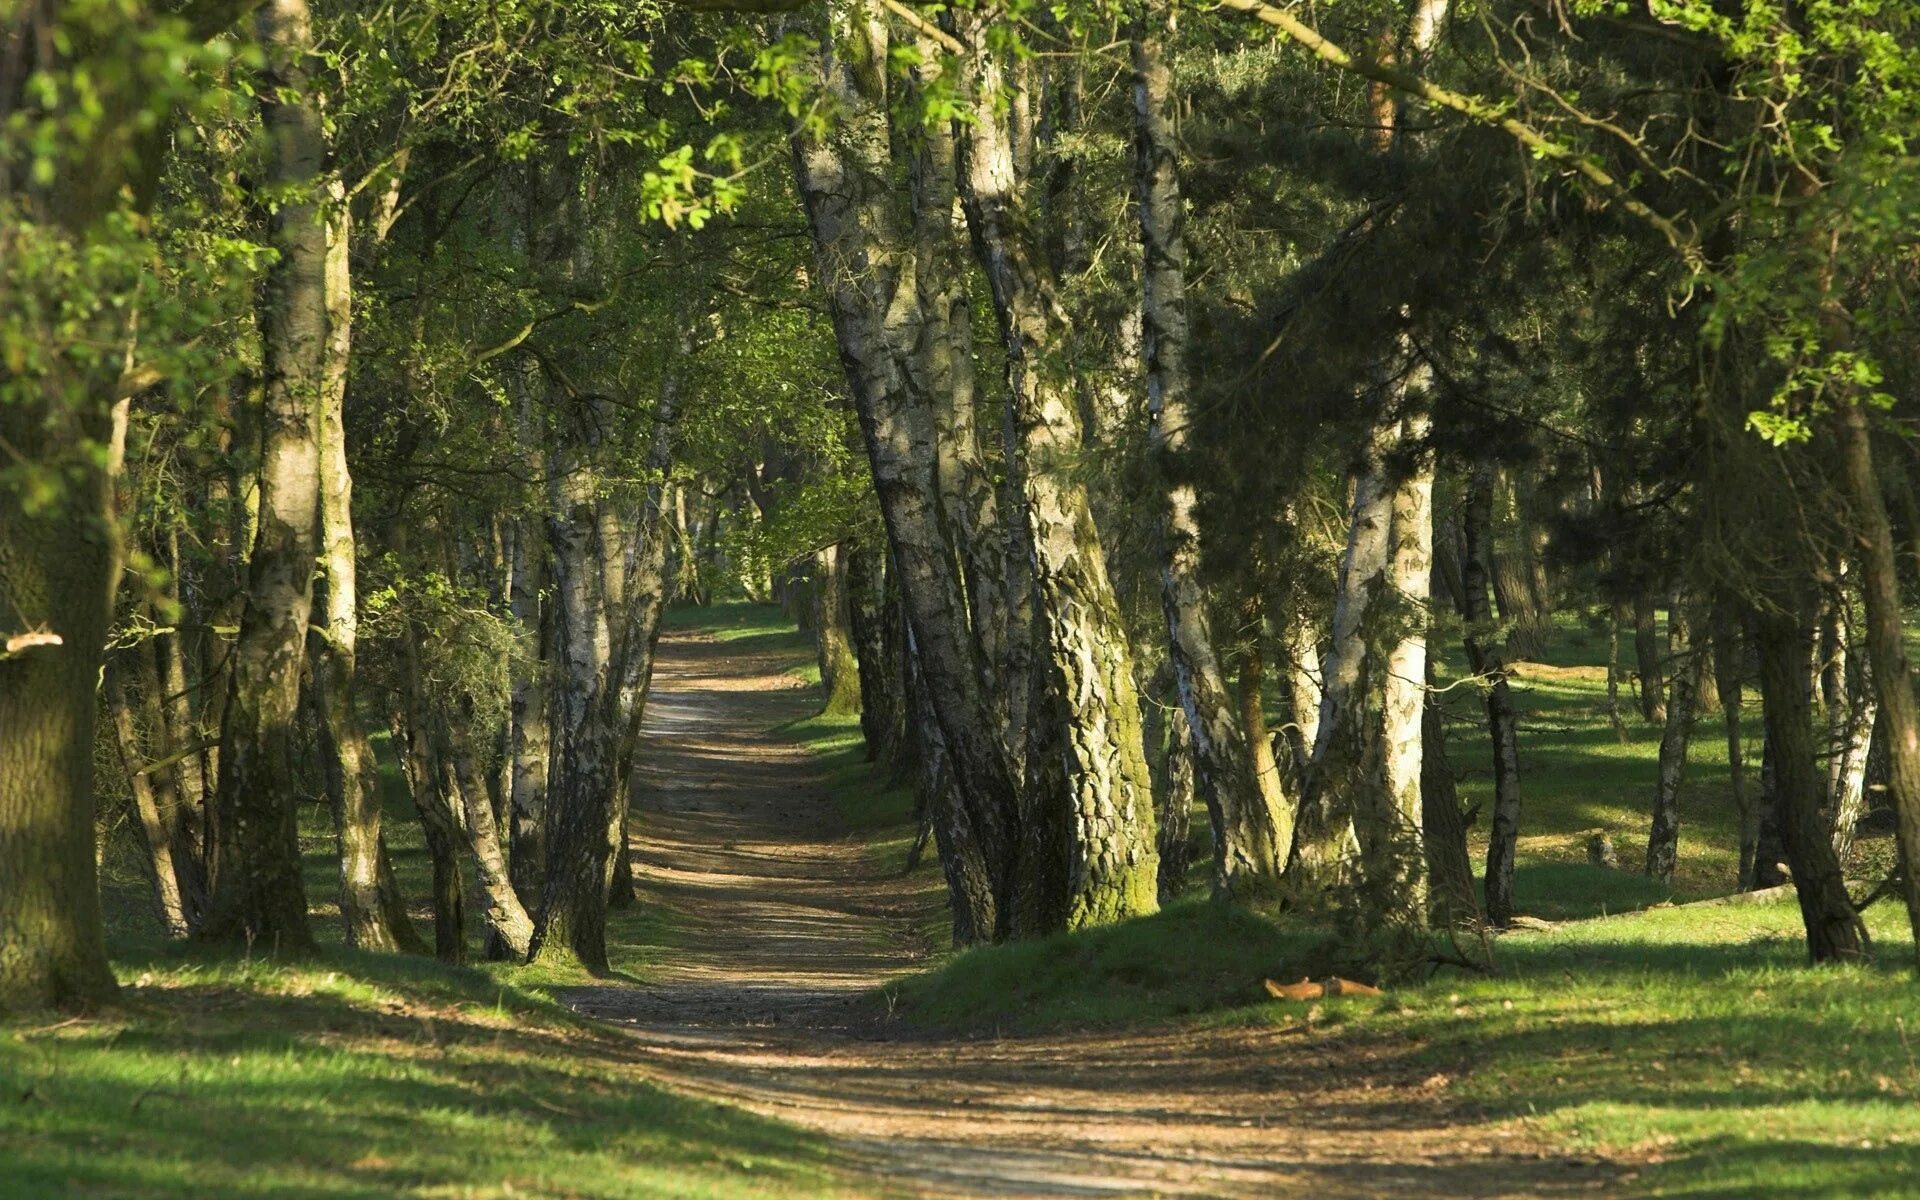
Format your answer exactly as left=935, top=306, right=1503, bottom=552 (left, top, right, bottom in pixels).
left=4, top=0, right=1920, bottom=1195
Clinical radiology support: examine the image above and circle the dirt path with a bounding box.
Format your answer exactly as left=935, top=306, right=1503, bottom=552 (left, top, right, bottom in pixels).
left=566, top=630, right=1623, bottom=1199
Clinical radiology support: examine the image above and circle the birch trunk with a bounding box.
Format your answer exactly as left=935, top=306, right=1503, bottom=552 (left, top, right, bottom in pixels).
left=956, top=9, right=1159, bottom=931
left=1832, top=400, right=1920, bottom=953
left=1369, top=399, right=1434, bottom=919
left=1643, top=595, right=1704, bottom=885
left=531, top=409, right=620, bottom=969
left=792, top=4, right=1024, bottom=933
left=310, top=192, right=423, bottom=955
left=1133, top=1, right=1288, bottom=900
left=1460, top=463, right=1523, bottom=925
left=202, top=0, right=327, bottom=952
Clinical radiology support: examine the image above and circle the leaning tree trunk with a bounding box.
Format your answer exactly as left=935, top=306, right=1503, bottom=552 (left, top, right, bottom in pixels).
left=1752, top=610, right=1869, bottom=962
left=388, top=708, right=466, bottom=964
left=957, top=11, right=1159, bottom=932
left=1833, top=400, right=1920, bottom=957
left=202, top=0, right=329, bottom=953
left=908, top=631, right=997, bottom=944
left=438, top=706, right=535, bottom=959
left=1133, top=2, right=1287, bottom=901
left=106, top=663, right=193, bottom=939
left=1643, top=595, right=1705, bottom=885
left=792, top=6, right=1024, bottom=934
left=310, top=194, right=424, bottom=955
left=1460, top=462, right=1524, bottom=926
left=607, top=369, right=685, bottom=911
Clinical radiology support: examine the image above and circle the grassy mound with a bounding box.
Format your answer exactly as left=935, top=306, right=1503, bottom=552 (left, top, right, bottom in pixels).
left=883, top=901, right=1324, bottom=1035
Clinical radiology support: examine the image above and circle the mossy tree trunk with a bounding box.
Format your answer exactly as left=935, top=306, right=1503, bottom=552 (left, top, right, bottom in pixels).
left=791, top=5, right=1024, bottom=935
left=813, top=544, right=863, bottom=716
left=956, top=10, right=1159, bottom=933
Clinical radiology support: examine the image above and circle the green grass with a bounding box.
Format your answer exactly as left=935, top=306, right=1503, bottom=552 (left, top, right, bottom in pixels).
left=25, top=600, right=876, bottom=1199
left=885, top=900, right=1319, bottom=1034
left=0, top=947, right=865, bottom=1199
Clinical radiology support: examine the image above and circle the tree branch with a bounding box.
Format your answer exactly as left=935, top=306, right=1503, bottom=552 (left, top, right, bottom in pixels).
left=1212, top=0, right=1700, bottom=264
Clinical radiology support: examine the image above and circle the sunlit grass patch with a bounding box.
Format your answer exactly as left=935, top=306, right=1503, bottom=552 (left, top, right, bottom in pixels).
left=0, top=950, right=864, bottom=1200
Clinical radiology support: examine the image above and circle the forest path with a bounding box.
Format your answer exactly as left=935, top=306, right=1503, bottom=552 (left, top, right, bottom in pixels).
left=564, top=628, right=1623, bottom=1199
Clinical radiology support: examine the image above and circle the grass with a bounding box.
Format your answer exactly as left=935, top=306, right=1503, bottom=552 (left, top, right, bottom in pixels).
left=19, top=599, right=874, bottom=1200
left=55, top=600, right=1920, bottom=1198
left=0, top=947, right=864, bottom=1199
left=745, top=601, right=1920, bottom=1197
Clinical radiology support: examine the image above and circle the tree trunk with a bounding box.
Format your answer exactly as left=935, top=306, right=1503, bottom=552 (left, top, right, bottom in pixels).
left=507, top=365, right=551, bottom=912
left=1420, top=671, right=1478, bottom=926
left=106, top=664, right=192, bottom=939
left=1633, top=592, right=1667, bottom=724
left=1832, top=400, right=1920, bottom=954
left=309, top=194, right=423, bottom=955
left=1751, top=610, right=1869, bottom=962
left=531, top=412, right=621, bottom=970
left=0, top=418, right=122, bottom=1007
left=1366, top=396, right=1435, bottom=921
left=908, top=632, right=996, bottom=945
left=389, top=709, right=466, bottom=963
left=847, top=542, right=906, bottom=763
left=813, top=544, right=863, bottom=716
left=435, top=695, right=533, bottom=958
left=792, top=7, right=1024, bottom=934
left=1714, top=608, right=1758, bottom=889
left=1133, top=3, right=1287, bottom=901
left=1643, top=596, right=1704, bottom=885
left=606, top=371, right=684, bottom=913
left=956, top=11, right=1159, bottom=932
left=202, top=0, right=328, bottom=954
left=1459, top=463, right=1524, bottom=926
left=1293, top=447, right=1392, bottom=890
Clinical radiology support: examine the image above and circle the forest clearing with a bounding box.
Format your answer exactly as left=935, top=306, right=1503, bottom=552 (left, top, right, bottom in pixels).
left=6, top=0, right=1920, bottom=1194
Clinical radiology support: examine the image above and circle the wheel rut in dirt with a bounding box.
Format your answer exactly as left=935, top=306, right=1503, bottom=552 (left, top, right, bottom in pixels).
left=564, top=628, right=1626, bottom=1199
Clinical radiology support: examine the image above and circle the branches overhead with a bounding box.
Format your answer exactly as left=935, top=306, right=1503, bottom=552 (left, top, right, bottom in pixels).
left=1210, top=0, right=1700, bottom=264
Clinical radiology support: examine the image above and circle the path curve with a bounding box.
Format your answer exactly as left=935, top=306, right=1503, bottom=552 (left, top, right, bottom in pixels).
left=566, top=629, right=1622, bottom=1199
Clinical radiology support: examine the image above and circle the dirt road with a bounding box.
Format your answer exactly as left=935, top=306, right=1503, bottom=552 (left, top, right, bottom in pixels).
left=565, top=629, right=1623, bottom=1199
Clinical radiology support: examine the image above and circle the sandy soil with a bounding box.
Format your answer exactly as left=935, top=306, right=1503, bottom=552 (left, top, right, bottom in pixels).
left=564, top=630, right=1628, bottom=1199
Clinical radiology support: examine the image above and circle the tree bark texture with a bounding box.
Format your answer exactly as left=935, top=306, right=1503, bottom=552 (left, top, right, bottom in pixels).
left=202, top=0, right=329, bottom=954
left=1133, top=2, right=1288, bottom=901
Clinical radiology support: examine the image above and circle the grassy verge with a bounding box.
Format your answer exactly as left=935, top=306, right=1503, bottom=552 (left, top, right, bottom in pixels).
left=0, top=948, right=866, bottom=1199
